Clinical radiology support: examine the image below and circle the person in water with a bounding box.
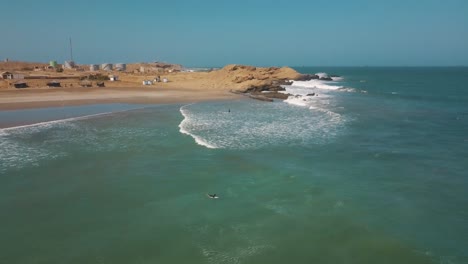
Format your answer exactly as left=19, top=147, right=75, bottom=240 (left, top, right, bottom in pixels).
left=207, top=194, right=218, bottom=199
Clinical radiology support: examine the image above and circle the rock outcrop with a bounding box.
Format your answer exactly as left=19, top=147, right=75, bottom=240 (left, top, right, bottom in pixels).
left=212, top=64, right=300, bottom=93
left=295, top=74, right=319, bottom=81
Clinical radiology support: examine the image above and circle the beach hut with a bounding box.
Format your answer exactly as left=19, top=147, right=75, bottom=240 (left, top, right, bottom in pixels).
left=1, top=72, right=24, bottom=80
left=1, top=72, right=13, bottom=79
left=109, top=75, right=118, bottom=81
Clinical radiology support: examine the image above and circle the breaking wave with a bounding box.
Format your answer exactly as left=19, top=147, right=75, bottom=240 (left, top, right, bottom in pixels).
left=178, top=100, right=347, bottom=150
left=0, top=109, right=140, bottom=174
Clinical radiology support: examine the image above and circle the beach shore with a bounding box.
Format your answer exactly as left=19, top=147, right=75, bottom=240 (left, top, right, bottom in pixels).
left=0, top=86, right=240, bottom=110
left=0, top=62, right=303, bottom=110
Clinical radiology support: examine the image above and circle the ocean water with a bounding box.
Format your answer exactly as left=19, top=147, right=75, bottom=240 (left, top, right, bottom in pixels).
left=0, top=67, right=467, bottom=264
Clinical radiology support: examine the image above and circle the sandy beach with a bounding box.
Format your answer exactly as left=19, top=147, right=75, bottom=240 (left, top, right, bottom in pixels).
left=0, top=86, right=240, bottom=110
left=0, top=62, right=301, bottom=110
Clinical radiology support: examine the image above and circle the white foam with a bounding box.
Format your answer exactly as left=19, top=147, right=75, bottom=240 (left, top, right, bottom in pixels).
left=177, top=101, right=347, bottom=150
left=179, top=104, right=219, bottom=149
left=279, top=73, right=357, bottom=116
left=284, top=96, right=311, bottom=107
left=315, top=72, right=329, bottom=79
left=309, top=106, right=342, bottom=123
left=288, top=79, right=343, bottom=91
left=0, top=111, right=114, bottom=136
left=0, top=108, right=143, bottom=173
left=177, top=71, right=351, bottom=149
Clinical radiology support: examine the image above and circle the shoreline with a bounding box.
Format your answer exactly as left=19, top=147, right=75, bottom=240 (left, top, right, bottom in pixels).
left=0, top=63, right=305, bottom=111
left=0, top=86, right=241, bottom=111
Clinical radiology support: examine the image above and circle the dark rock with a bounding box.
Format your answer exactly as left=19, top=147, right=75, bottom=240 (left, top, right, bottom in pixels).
left=260, top=92, right=289, bottom=100
left=249, top=94, right=274, bottom=102
left=230, top=89, right=244, bottom=95
left=245, top=84, right=285, bottom=93
left=319, top=77, right=333, bottom=81
left=306, top=93, right=315, bottom=96
left=294, top=74, right=319, bottom=81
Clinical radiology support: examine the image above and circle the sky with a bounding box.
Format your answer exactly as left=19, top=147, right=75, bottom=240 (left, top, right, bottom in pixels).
left=1, top=0, right=467, bottom=67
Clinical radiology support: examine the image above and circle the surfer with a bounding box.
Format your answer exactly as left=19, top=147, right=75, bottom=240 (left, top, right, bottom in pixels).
left=228, top=108, right=230, bottom=113
left=207, top=194, right=219, bottom=199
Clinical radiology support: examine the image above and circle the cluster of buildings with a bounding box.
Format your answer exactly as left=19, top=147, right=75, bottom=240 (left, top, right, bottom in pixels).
left=58, top=61, right=127, bottom=72
left=88, top=63, right=127, bottom=72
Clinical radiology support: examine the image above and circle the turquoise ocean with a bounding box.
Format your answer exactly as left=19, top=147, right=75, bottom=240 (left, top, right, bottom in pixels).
left=0, top=67, right=467, bottom=263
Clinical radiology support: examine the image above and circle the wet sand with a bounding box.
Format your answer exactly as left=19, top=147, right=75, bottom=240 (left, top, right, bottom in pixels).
left=0, top=86, right=241, bottom=110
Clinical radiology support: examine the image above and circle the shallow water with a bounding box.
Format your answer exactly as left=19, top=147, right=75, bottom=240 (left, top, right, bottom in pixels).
left=0, top=67, right=467, bottom=263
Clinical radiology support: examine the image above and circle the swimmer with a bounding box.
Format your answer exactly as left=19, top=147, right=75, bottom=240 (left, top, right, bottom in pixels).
left=207, top=193, right=219, bottom=199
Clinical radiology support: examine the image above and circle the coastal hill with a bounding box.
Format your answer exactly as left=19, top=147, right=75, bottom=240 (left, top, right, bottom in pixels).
left=0, top=61, right=308, bottom=101
left=119, top=64, right=301, bottom=92
left=1, top=61, right=302, bottom=93
left=0, top=61, right=307, bottom=108
left=205, top=64, right=300, bottom=91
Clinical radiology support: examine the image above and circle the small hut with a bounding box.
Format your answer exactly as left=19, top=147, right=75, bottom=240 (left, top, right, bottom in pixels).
left=1, top=72, right=13, bottom=79
left=1, top=72, right=24, bottom=80
left=109, top=75, right=118, bottom=81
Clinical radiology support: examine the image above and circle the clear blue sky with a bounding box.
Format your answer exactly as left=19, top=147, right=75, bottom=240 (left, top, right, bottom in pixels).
left=1, top=0, right=467, bottom=67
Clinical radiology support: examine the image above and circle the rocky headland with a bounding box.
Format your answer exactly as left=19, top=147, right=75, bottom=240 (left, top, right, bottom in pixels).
left=0, top=61, right=341, bottom=108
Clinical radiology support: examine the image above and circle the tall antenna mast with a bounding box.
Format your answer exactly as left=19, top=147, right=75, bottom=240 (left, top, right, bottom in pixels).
left=69, top=37, right=74, bottom=61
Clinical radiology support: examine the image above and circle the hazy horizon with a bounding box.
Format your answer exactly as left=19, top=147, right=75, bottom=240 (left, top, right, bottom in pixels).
left=1, top=0, right=467, bottom=67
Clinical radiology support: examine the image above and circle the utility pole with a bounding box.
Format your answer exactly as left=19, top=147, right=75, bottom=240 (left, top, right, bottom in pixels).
left=69, top=37, right=74, bottom=61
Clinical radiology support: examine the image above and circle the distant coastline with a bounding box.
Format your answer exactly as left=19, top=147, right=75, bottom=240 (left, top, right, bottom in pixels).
left=0, top=61, right=308, bottom=110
